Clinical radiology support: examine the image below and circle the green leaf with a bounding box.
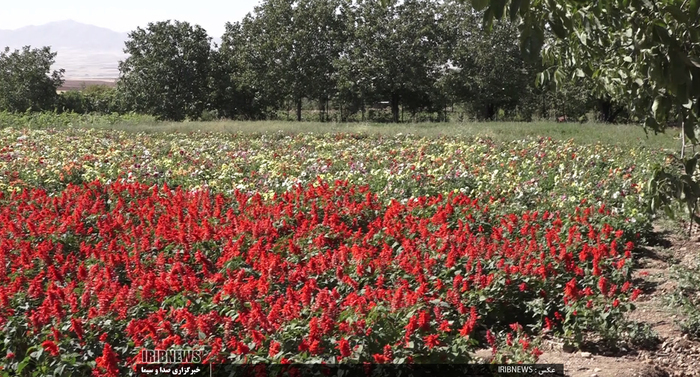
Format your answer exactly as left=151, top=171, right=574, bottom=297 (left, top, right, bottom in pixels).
left=690, top=0, right=700, bottom=16
left=671, top=50, right=691, bottom=85
left=17, top=357, right=31, bottom=374
left=665, top=205, right=676, bottom=220
left=652, top=96, right=662, bottom=117
left=653, top=25, right=673, bottom=45
left=30, top=347, right=43, bottom=359
left=521, top=26, right=544, bottom=61
left=483, top=7, right=495, bottom=30
left=683, top=117, right=697, bottom=143
left=471, top=0, right=490, bottom=11
left=549, top=19, right=568, bottom=39
left=664, top=5, right=688, bottom=23
left=519, top=0, right=531, bottom=16
left=491, top=0, right=507, bottom=19
left=688, top=57, right=700, bottom=69
left=509, top=0, right=523, bottom=21
left=577, top=31, right=588, bottom=46
left=685, top=156, right=698, bottom=176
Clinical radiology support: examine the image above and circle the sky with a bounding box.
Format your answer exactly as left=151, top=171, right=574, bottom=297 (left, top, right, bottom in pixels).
left=1, top=0, right=261, bottom=37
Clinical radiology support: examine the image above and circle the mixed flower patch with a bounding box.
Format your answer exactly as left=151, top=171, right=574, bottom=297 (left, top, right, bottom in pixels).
left=0, top=128, right=666, bottom=375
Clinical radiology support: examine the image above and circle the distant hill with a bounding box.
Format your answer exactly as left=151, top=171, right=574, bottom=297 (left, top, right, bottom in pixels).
left=0, top=20, right=128, bottom=51
left=0, top=20, right=128, bottom=79
left=0, top=20, right=222, bottom=80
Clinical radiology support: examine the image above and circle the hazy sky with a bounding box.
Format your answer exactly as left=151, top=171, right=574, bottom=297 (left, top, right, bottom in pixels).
left=1, top=0, right=261, bottom=37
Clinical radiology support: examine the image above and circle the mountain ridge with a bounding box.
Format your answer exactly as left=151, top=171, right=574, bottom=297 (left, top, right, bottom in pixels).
left=0, top=20, right=222, bottom=79
left=0, top=20, right=128, bottom=79
left=0, top=20, right=129, bottom=52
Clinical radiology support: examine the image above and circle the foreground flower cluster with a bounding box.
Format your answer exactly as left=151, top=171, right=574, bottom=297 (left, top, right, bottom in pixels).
left=0, top=180, right=641, bottom=375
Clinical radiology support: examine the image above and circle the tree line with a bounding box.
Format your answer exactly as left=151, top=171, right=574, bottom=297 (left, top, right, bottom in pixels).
left=0, top=0, right=629, bottom=123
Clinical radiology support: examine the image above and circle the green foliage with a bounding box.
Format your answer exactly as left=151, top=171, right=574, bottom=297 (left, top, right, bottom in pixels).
left=0, top=46, right=64, bottom=112
left=57, top=86, right=120, bottom=115
left=468, top=0, right=700, bottom=235
left=471, top=0, right=700, bottom=133
left=217, top=0, right=346, bottom=121
left=445, top=7, right=536, bottom=120
left=0, top=111, right=155, bottom=129
left=648, top=154, right=700, bottom=229
left=212, top=22, right=270, bottom=120
left=669, top=260, right=700, bottom=339
left=209, top=0, right=612, bottom=123
left=57, top=91, right=89, bottom=114
left=336, top=0, right=448, bottom=123
left=82, top=85, right=120, bottom=114
left=118, top=20, right=212, bottom=121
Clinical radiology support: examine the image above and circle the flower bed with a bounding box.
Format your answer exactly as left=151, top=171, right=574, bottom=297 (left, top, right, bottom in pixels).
left=0, top=180, right=641, bottom=375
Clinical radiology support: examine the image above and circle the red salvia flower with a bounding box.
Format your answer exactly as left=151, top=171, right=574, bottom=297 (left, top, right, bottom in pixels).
left=268, top=341, right=281, bottom=357
left=631, top=289, right=642, bottom=301
left=93, top=343, right=119, bottom=377
left=335, top=338, right=351, bottom=358
left=423, top=334, right=440, bottom=349
left=41, top=340, right=60, bottom=356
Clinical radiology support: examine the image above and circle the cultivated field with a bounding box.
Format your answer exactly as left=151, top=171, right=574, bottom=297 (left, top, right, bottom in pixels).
left=0, top=118, right=697, bottom=376
left=57, top=79, right=117, bottom=93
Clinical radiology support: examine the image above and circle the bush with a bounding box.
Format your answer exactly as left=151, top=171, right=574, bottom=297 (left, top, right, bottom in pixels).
left=57, top=86, right=120, bottom=115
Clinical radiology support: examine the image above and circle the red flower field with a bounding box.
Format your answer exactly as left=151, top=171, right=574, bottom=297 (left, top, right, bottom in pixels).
left=0, top=179, right=641, bottom=375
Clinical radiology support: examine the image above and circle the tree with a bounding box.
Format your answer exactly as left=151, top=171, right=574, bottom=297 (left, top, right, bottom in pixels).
left=337, top=0, right=448, bottom=123
left=461, top=0, right=700, bottom=231
left=216, top=18, right=278, bottom=120
left=464, top=0, right=700, bottom=142
left=0, top=46, right=64, bottom=112
left=444, top=5, right=535, bottom=120
left=117, top=20, right=211, bottom=121
left=224, top=0, right=346, bottom=122
left=296, top=0, right=347, bottom=122
left=57, top=85, right=120, bottom=115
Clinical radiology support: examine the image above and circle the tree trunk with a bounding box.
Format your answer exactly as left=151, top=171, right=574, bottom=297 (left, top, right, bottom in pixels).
left=391, top=92, right=400, bottom=123
left=681, top=107, right=686, bottom=159
left=444, top=99, right=448, bottom=122
left=597, top=97, right=623, bottom=123
left=542, top=92, right=546, bottom=120
left=319, top=99, right=324, bottom=122
left=484, top=104, right=496, bottom=121
left=296, top=98, right=302, bottom=122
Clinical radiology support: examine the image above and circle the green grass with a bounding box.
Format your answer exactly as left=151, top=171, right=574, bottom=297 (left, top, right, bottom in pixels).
left=0, top=110, right=682, bottom=149
left=90, top=119, right=680, bottom=149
